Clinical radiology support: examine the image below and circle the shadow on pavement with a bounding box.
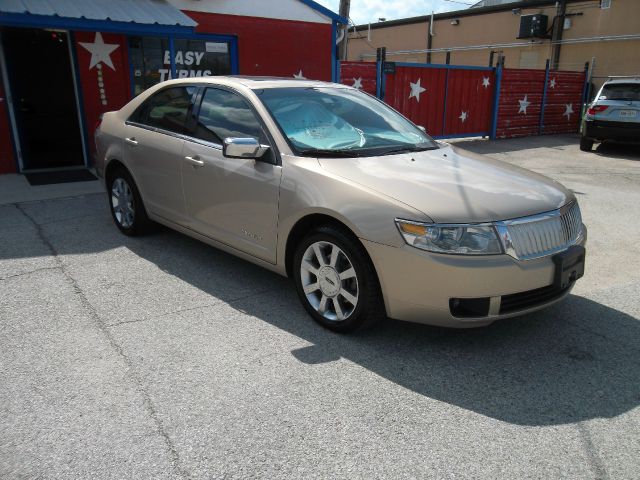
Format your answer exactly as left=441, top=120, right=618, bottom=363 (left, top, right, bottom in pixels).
left=4, top=195, right=640, bottom=428
left=121, top=220, right=639, bottom=428
left=594, top=142, right=640, bottom=160
left=451, top=134, right=579, bottom=155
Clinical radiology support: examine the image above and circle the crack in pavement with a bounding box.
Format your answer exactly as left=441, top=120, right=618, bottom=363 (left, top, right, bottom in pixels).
left=14, top=203, right=191, bottom=479
left=576, top=422, right=610, bottom=480
left=6, top=192, right=104, bottom=208
left=108, top=287, right=284, bottom=328
left=0, top=266, right=63, bottom=282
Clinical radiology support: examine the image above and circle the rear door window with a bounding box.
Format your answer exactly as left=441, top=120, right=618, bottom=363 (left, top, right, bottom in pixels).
left=131, top=86, right=198, bottom=134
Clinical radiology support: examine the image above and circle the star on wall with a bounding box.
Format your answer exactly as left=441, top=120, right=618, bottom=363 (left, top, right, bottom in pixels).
left=550, top=78, right=557, bottom=89
left=482, top=77, right=491, bottom=88
left=518, top=95, right=531, bottom=114
left=352, top=77, right=363, bottom=89
left=409, top=79, right=426, bottom=102
left=563, top=103, right=574, bottom=120
left=79, top=32, right=119, bottom=70
left=293, top=70, right=306, bottom=79
left=459, top=111, right=468, bottom=122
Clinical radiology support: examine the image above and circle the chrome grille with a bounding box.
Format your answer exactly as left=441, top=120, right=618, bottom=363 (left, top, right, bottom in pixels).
left=498, top=202, right=583, bottom=260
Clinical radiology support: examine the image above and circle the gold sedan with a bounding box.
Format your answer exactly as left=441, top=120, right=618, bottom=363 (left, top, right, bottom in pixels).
left=95, top=77, right=586, bottom=332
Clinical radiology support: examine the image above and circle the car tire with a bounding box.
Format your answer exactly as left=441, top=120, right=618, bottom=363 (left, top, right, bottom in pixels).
left=293, top=225, right=385, bottom=333
left=107, top=167, right=152, bottom=236
left=580, top=137, right=594, bottom=152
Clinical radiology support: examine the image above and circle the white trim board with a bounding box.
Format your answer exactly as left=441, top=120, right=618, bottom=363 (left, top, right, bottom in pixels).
left=168, top=0, right=332, bottom=24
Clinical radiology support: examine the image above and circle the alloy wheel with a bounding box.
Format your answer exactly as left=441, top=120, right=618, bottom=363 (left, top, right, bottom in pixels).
left=111, top=177, right=135, bottom=228
left=300, top=240, right=359, bottom=321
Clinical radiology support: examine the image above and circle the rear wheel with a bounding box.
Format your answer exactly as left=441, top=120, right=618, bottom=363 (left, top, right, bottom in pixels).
left=580, top=136, right=594, bottom=152
left=107, top=167, right=152, bottom=236
left=293, top=225, right=384, bottom=332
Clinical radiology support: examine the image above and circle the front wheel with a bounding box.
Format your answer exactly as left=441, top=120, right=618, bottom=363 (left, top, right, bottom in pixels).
left=293, top=225, right=384, bottom=332
left=580, top=136, right=594, bottom=152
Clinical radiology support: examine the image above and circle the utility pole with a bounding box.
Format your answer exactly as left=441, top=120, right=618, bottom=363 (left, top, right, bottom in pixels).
left=551, top=0, right=567, bottom=70
left=338, top=0, right=351, bottom=61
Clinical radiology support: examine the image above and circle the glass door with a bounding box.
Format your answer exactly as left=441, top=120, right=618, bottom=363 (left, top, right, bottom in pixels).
left=129, top=36, right=235, bottom=96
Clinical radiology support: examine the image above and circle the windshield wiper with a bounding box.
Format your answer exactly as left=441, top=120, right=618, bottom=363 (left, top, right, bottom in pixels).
left=296, top=148, right=364, bottom=158
left=379, top=145, right=438, bottom=156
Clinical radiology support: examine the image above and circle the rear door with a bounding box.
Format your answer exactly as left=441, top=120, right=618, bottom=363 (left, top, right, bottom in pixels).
left=124, top=85, right=198, bottom=224
left=181, top=87, right=282, bottom=263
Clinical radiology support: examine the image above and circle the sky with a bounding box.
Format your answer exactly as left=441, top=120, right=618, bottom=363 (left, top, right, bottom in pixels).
left=314, top=0, right=469, bottom=25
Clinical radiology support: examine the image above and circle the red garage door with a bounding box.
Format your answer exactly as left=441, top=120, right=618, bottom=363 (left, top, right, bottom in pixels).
left=495, top=67, right=586, bottom=138
left=339, top=61, right=377, bottom=96
left=384, top=63, right=495, bottom=139
left=542, top=70, right=586, bottom=135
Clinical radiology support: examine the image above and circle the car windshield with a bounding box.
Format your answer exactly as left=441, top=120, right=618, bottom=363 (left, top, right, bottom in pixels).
left=255, top=87, right=438, bottom=157
left=599, top=83, right=640, bottom=101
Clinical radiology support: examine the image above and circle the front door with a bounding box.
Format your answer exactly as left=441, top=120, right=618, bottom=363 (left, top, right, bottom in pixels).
left=181, top=87, right=281, bottom=263
left=1, top=28, right=84, bottom=170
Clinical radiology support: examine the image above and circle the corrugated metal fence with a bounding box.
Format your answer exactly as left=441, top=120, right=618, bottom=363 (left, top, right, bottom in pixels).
left=339, top=59, right=587, bottom=140
left=384, top=63, right=495, bottom=138
left=338, top=61, right=377, bottom=96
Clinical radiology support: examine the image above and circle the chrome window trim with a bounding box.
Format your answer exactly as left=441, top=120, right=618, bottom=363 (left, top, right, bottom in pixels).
left=125, top=120, right=223, bottom=150
left=183, top=135, right=223, bottom=150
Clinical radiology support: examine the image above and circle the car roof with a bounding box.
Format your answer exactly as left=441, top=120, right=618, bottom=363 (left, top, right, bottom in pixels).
left=603, top=78, right=640, bottom=85
left=160, top=76, right=346, bottom=90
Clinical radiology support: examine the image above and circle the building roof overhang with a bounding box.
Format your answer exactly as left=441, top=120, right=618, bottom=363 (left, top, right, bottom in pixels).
left=298, top=0, right=348, bottom=24
left=0, top=0, right=197, bottom=36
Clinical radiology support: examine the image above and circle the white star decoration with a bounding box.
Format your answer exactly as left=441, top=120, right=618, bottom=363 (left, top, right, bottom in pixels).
left=409, top=79, right=426, bottom=102
left=518, top=95, right=531, bottom=114
left=482, top=77, right=491, bottom=88
left=563, top=103, right=574, bottom=120
left=550, top=78, right=556, bottom=89
left=459, top=111, right=468, bottom=123
left=79, top=32, right=119, bottom=70
left=352, top=77, right=363, bottom=89
left=293, top=70, right=306, bottom=79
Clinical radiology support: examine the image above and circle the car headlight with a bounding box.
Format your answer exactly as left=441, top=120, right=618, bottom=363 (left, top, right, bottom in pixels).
left=395, top=219, right=503, bottom=255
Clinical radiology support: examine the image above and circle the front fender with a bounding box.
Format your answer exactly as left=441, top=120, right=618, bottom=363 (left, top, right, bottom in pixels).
left=276, top=155, right=430, bottom=269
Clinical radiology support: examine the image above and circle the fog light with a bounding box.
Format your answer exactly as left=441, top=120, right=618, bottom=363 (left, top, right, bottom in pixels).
left=450, top=297, right=490, bottom=318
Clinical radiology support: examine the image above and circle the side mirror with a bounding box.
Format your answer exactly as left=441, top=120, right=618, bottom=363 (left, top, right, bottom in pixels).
left=417, top=125, right=427, bottom=133
left=223, top=137, right=270, bottom=159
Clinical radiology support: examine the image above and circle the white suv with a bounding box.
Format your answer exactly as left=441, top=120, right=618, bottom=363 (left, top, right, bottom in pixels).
left=581, top=78, right=640, bottom=151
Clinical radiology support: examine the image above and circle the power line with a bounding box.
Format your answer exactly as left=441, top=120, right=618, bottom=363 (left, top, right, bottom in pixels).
left=444, top=0, right=474, bottom=5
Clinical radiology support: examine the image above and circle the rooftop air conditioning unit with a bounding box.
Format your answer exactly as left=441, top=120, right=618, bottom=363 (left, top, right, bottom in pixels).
left=518, top=14, right=548, bottom=39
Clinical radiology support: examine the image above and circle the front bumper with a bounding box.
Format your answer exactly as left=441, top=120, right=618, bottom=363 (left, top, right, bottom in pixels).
left=584, top=119, right=640, bottom=143
left=363, top=226, right=587, bottom=328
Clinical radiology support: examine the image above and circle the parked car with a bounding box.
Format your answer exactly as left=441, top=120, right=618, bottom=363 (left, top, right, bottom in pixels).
left=95, top=77, right=586, bottom=332
left=581, top=78, right=640, bottom=151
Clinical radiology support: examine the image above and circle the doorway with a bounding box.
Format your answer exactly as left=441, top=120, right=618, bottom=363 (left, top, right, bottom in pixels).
left=1, top=28, right=85, bottom=170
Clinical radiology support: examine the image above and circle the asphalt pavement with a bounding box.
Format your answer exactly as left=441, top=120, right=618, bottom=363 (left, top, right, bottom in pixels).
left=1, top=135, right=639, bottom=479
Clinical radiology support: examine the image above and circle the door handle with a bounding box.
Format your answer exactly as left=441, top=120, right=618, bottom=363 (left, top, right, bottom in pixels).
left=125, top=137, right=138, bottom=146
left=185, top=155, right=204, bottom=167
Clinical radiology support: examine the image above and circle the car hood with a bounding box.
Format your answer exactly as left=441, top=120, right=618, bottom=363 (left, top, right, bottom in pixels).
left=318, top=144, right=573, bottom=223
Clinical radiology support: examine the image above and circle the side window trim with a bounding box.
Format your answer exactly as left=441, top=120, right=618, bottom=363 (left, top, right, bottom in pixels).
left=124, top=119, right=200, bottom=145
